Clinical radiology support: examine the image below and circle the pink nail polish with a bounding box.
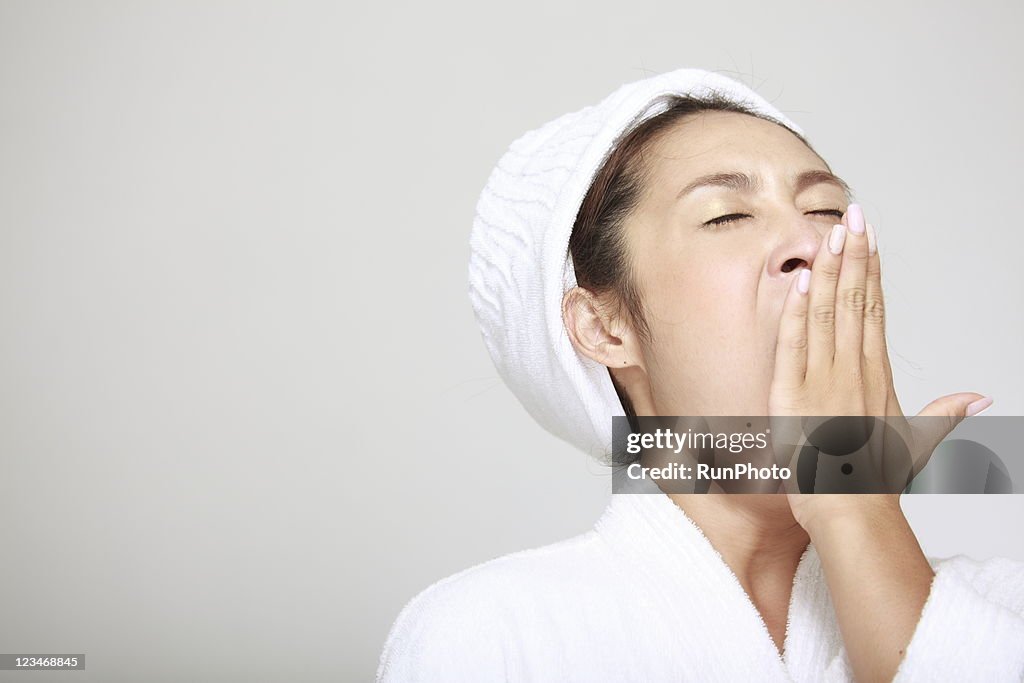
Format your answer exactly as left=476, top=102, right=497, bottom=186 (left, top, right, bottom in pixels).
left=797, top=268, right=811, bottom=294
left=966, top=396, right=993, bottom=417
left=847, top=204, right=866, bottom=234
left=828, top=224, right=846, bottom=255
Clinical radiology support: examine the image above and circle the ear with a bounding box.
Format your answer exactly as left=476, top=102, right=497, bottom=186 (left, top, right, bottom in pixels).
left=562, top=286, right=643, bottom=370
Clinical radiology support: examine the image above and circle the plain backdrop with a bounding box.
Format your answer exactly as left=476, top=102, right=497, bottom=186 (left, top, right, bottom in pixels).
left=1, top=1, right=1022, bottom=681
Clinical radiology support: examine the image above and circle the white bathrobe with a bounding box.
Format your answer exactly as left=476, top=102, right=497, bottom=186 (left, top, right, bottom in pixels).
left=376, top=485, right=1024, bottom=681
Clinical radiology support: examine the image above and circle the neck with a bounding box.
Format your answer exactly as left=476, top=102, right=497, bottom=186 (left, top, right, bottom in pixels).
left=667, top=493, right=810, bottom=584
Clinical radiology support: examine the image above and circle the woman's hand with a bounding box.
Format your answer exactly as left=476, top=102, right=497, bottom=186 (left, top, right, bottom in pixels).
left=767, top=203, right=991, bottom=531
left=767, top=203, right=993, bottom=683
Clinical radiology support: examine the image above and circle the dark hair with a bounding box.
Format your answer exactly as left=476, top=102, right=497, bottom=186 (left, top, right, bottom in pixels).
left=567, top=92, right=818, bottom=427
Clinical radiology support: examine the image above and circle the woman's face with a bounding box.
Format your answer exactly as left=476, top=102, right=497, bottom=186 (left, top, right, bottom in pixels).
left=618, top=110, right=852, bottom=416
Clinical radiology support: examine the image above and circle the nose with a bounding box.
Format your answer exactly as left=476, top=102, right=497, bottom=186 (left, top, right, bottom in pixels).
left=768, top=220, right=829, bottom=277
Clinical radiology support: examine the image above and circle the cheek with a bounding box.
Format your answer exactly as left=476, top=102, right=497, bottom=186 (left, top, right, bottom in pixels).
left=640, top=256, right=764, bottom=378
left=643, top=257, right=756, bottom=326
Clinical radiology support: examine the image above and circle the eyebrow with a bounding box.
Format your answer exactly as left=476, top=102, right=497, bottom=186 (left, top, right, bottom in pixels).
left=676, top=169, right=853, bottom=203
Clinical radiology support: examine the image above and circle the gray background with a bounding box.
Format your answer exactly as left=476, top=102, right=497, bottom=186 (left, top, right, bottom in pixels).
left=1, top=1, right=1021, bottom=681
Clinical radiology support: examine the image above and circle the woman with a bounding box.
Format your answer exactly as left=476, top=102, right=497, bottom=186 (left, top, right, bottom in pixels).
left=377, top=68, right=1024, bottom=682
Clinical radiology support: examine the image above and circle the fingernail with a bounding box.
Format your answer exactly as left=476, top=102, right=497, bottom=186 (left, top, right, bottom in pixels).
left=847, top=203, right=865, bottom=235
left=866, top=222, right=877, bottom=255
left=797, top=268, right=811, bottom=294
left=966, top=396, right=994, bottom=417
left=828, top=224, right=846, bottom=255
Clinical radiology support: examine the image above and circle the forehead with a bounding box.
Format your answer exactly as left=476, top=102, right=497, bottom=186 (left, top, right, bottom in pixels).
left=644, top=110, right=823, bottom=175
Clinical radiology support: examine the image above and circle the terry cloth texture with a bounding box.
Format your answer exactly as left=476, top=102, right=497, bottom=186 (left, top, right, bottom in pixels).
left=377, top=479, right=1024, bottom=681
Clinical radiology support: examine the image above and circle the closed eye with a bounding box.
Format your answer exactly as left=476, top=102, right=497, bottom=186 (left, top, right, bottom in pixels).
left=703, top=209, right=845, bottom=229
left=703, top=213, right=750, bottom=227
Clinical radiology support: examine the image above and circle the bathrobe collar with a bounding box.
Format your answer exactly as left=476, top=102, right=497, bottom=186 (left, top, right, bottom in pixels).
left=593, top=478, right=849, bottom=681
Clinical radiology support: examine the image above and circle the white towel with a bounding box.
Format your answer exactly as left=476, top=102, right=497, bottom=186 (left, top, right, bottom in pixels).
left=467, top=67, right=805, bottom=462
